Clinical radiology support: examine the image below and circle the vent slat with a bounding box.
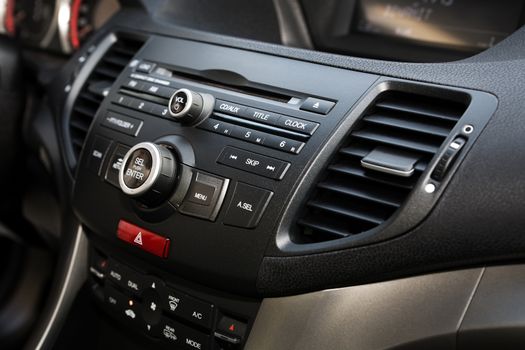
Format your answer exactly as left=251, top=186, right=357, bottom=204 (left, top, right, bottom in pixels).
left=352, top=129, right=440, bottom=154
left=375, top=100, right=461, bottom=122
left=78, top=91, right=103, bottom=105
left=102, top=54, right=131, bottom=67
left=317, top=181, right=402, bottom=208
left=364, top=114, right=451, bottom=137
left=69, top=119, right=91, bottom=133
left=72, top=104, right=97, bottom=118
left=110, top=45, right=140, bottom=57
left=93, top=66, right=121, bottom=80
left=297, top=219, right=350, bottom=239
left=307, top=199, right=385, bottom=225
left=295, top=90, right=467, bottom=244
left=68, top=36, right=145, bottom=170
left=71, top=137, right=85, bottom=148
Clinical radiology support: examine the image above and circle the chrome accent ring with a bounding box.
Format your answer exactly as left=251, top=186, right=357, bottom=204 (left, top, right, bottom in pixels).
left=118, top=142, right=162, bottom=196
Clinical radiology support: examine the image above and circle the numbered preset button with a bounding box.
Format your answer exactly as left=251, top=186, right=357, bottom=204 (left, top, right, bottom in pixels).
left=263, top=134, right=305, bottom=154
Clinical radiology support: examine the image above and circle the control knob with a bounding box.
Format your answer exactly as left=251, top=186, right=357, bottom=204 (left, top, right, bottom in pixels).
left=119, top=142, right=177, bottom=206
left=168, top=88, right=214, bottom=125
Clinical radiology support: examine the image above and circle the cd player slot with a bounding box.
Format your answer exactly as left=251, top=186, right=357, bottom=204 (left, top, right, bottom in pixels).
left=155, top=67, right=293, bottom=103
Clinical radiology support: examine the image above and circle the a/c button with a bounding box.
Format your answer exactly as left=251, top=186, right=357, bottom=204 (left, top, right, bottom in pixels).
left=223, top=182, right=273, bottom=229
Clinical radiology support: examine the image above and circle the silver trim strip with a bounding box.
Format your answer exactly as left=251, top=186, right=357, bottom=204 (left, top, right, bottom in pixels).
left=361, top=159, right=415, bottom=177
left=0, top=0, right=8, bottom=34
left=28, top=225, right=88, bottom=350
left=56, top=0, right=73, bottom=53
left=246, top=268, right=484, bottom=350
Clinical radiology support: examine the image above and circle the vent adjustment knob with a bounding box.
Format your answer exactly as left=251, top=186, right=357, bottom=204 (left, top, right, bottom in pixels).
left=168, top=88, right=214, bottom=125
left=119, top=142, right=177, bottom=206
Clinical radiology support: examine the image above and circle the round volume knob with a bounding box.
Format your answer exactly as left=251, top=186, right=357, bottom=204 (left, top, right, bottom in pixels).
left=119, top=142, right=177, bottom=206
left=168, top=88, right=214, bottom=125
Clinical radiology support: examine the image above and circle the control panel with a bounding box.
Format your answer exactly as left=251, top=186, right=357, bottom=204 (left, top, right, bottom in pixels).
left=72, top=35, right=378, bottom=297
left=89, top=247, right=259, bottom=350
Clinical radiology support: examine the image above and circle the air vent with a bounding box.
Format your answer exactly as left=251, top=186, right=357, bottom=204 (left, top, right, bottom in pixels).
left=296, top=91, right=468, bottom=244
left=68, top=36, right=144, bottom=169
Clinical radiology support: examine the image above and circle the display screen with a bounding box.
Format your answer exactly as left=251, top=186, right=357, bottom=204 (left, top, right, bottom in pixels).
left=356, top=0, right=524, bottom=50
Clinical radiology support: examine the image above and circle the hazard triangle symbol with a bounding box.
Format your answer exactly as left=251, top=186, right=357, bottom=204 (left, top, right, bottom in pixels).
left=133, top=232, right=143, bottom=245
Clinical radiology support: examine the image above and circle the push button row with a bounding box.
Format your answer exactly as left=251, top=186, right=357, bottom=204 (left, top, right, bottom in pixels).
left=112, top=93, right=171, bottom=118
left=200, top=118, right=305, bottom=155
left=215, top=99, right=319, bottom=135
left=122, top=77, right=176, bottom=99
left=103, top=256, right=249, bottom=347
left=104, top=284, right=211, bottom=350
left=106, top=258, right=215, bottom=329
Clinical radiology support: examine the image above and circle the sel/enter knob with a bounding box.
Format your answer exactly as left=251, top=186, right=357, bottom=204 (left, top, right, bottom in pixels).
left=168, top=88, right=214, bottom=125
left=119, top=142, right=177, bottom=206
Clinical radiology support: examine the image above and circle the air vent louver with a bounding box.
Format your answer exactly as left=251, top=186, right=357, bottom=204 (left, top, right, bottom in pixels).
left=68, top=36, right=144, bottom=169
left=296, top=91, right=468, bottom=243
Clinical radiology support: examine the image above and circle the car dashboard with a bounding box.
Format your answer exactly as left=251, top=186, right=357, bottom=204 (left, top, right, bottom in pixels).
left=2, top=1, right=525, bottom=350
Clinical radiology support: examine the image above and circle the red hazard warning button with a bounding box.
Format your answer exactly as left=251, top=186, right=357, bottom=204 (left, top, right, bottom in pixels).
left=117, top=220, right=170, bottom=258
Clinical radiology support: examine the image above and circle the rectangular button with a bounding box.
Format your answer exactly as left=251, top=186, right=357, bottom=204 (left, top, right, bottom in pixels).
left=158, top=318, right=210, bottom=350
left=241, top=107, right=280, bottom=125
left=101, top=111, right=143, bottom=137
left=104, top=144, right=130, bottom=188
left=87, top=135, right=112, bottom=175
left=117, top=220, right=171, bottom=258
left=223, top=182, right=273, bottom=228
left=155, top=86, right=176, bottom=99
left=300, top=97, right=335, bottom=114
left=150, top=103, right=171, bottom=118
left=121, top=265, right=147, bottom=295
left=216, top=315, right=248, bottom=343
left=199, top=118, right=237, bottom=136
left=275, top=116, right=319, bottom=135
left=107, top=259, right=127, bottom=288
left=263, top=134, right=305, bottom=154
left=162, top=288, right=214, bottom=329
left=218, top=147, right=290, bottom=180
left=231, top=126, right=266, bottom=145
left=136, top=61, right=156, bottom=73
left=179, top=171, right=229, bottom=221
left=113, top=94, right=134, bottom=107
left=122, top=78, right=145, bottom=91
left=185, top=174, right=216, bottom=206
left=140, top=83, right=176, bottom=99
left=106, top=260, right=148, bottom=296
left=215, top=100, right=246, bottom=117
left=104, top=284, right=127, bottom=311
left=129, top=99, right=153, bottom=113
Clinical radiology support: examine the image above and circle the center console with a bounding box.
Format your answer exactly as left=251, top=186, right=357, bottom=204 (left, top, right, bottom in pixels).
left=70, top=34, right=378, bottom=349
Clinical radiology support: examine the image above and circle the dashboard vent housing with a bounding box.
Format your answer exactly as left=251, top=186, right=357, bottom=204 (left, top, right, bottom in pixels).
left=296, top=91, right=468, bottom=244
left=68, top=36, right=144, bottom=169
